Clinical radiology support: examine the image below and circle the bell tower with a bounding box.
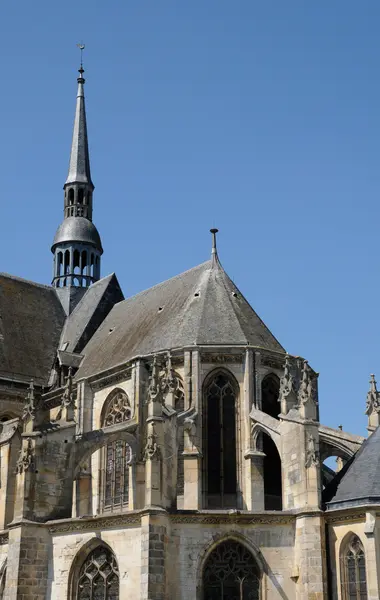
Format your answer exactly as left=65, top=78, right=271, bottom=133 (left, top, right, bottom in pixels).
left=51, top=56, right=103, bottom=292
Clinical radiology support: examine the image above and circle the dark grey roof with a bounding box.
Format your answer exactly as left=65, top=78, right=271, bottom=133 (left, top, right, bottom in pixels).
left=326, top=427, right=380, bottom=509
left=52, top=217, right=103, bottom=252
left=59, top=273, right=124, bottom=354
left=76, top=256, right=285, bottom=379
left=65, top=73, right=93, bottom=186
left=0, top=274, right=66, bottom=385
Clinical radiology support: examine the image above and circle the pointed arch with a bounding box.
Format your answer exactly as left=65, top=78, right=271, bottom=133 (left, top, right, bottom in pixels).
left=261, top=373, right=280, bottom=419
left=203, top=368, right=239, bottom=509
left=100, top=388, right=132, bottom=428
left=69, top=539, right=119, bottom=600
left=99, top=389, right=133, bottom=513
left=340, top=533, right=368, bottom=600
left=199, top=535, right=263, bottom=600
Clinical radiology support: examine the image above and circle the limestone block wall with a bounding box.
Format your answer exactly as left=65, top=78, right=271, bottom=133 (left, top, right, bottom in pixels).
left=48, top=524, right=141, bottom=599
left=170, top=520, right=296, bottom=600
left=327, top=515, right=380, bottom=600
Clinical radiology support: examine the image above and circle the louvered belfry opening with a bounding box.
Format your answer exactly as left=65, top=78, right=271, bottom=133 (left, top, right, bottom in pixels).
left=205, top=372, right=237, bottom=509
left=203, top=540, right=260, bottom=600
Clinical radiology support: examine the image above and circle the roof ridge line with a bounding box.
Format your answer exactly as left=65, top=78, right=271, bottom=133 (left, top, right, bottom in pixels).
left=0, top=273, right=53, bottom=290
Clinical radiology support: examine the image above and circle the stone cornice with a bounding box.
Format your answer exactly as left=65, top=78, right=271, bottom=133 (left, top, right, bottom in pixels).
left=171, top=510, right=296, bottom=525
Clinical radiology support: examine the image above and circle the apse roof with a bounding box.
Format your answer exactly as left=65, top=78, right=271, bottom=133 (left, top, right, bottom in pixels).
left=326, top=426, right=380, bottom=509
left=76, top=254, right=285, bottom=380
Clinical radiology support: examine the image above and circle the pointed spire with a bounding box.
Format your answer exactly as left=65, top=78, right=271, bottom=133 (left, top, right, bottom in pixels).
left=210, top=228, right=219, bottom=264
left=65, top=53, right=93, bottom=186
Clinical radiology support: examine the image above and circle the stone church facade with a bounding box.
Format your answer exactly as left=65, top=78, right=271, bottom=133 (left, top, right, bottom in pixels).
left=0, top=63, right=379, bottom=600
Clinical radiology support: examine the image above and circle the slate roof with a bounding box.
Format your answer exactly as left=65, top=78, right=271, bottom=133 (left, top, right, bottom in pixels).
left=59, top=273, right=124, bottom=354
left=76, top=255, right=285, bottom=380
left=0, top=274, right=66, bottom=385
left=326, top=426, right=380, bottom=509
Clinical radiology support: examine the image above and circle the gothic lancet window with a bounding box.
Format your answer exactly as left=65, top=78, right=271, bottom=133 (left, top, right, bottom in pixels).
left=203, top=540, right=260, bottom=600
left=205, top=372, right=237, bottom=508
left=100, top=390, right=132, bottom=513
left=77, top=546, right=119, bottom=600
left=261, top=374, right=280, bottom=419
left=341, top=535, right=368, bottom=600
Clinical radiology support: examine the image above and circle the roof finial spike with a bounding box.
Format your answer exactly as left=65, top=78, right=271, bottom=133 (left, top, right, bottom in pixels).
left=77, top=43, right=85, bottom=80
left=210, top=228, right=219, bottom=261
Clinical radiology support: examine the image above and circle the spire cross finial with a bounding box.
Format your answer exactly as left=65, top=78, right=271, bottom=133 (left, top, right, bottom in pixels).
left=77, top=43, right=85, bottom=76
left=210, top=228, right=219, bottom=256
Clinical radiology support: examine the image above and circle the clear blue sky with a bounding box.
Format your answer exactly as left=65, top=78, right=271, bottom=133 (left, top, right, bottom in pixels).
left=1, top=2, right=379, bottom=436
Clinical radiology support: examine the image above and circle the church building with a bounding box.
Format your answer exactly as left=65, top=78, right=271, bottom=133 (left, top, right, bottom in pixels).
left=0, top=62, right=379, bottom=600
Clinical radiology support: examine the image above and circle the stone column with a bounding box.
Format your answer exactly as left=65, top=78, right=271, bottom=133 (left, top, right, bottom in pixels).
left=244, top=450, right=265, bottom=511
left=281, top=416, right=321, bottom=510
left=140, top=510, right=170, bottom=600
left=13, top=435, right=37, bottom=522
left=72, top=469, right=92, bottom=518
left=294, top=513, right=327, bottom=600
left=144, top=421, right=163, bottom=508
left=183, top=453, right=202, bottom=510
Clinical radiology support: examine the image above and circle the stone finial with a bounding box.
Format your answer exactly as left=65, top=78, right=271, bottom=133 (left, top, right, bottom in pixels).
left=143, top=423, right=160, bottom=462
left=366, top=374, right=380, bottom=434
left=365, top=374, right=379, bottom=415
left=22, top=380, right=37, bottom=427
left=297, top=360, right=318, bottom=420
left=305, top=433, right=319, bottom=468
left=15, top=438, right=35, bottom=474
left=56, top=367, right=76, bottom=422
left=279, top=354, right=295, bottom=414
left=163, top=352, right=177, bottom=393
left=148, top=356, right=163, bottom=403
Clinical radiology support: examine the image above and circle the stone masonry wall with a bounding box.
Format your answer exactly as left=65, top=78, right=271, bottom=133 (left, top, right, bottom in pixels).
left=171, top=521, right=297, bottom=600
left=48, top=525, right=141, bottom=598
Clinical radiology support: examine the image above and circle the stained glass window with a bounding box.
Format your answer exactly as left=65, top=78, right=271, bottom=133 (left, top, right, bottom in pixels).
left=77, top=547, right=119, bottom=600
left=203, top=540, right=260, bottom=600
left=205, top=373, right=237, bottom=508
left=101, top=390, right=132, bottom=512
left=341, top=535, right=368, bottom=600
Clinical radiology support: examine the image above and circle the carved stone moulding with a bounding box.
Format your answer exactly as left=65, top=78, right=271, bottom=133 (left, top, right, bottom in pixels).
left=200, top=353, right=243, bottom=365
left=48, top=513, right=141, bottom=534
left=90, top=367, right=132, bottom=392
left=171, top=512, right=295, bottom=525
left=260, top=353, right=285, bottom=371
left=325, top=512, right=365, bottom=524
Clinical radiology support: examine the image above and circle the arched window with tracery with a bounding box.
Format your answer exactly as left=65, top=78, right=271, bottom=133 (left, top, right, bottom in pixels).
left=204, top=371, right=238, bottom=509
left=203, top=540, right=260, bottom=600
left=76, top=546, right=119, bottom=600
left=341, top=535, right=368, bottom=600
left=100, top=390, right=132, bottom=513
